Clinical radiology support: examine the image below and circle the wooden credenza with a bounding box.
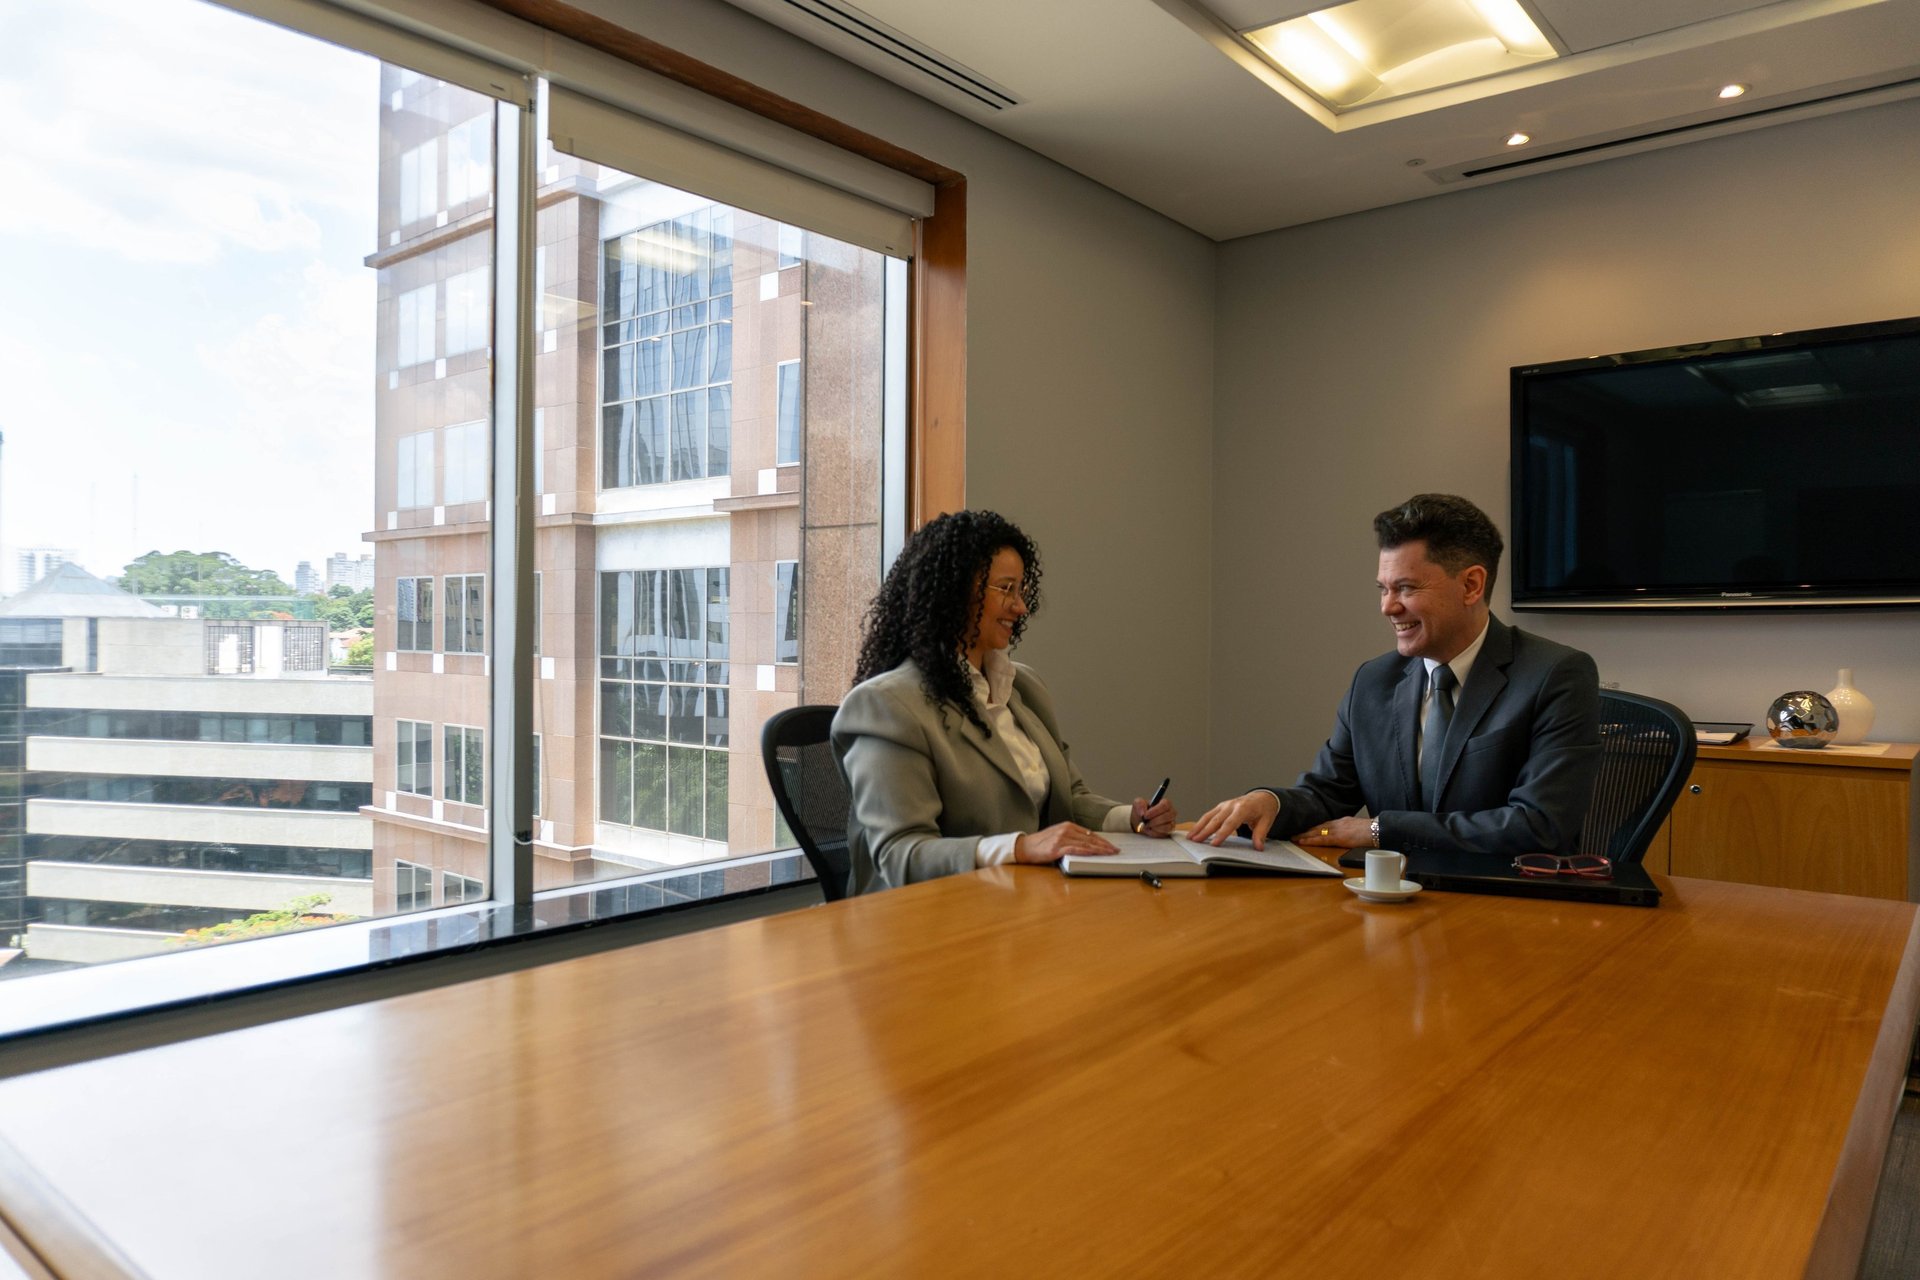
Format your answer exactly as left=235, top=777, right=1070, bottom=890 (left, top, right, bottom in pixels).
left=1646, top=739, right=1920, bottom=900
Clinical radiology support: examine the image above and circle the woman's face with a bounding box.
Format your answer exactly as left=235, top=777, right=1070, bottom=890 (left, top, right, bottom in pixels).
left=971, top=547, right=1029, bottom=653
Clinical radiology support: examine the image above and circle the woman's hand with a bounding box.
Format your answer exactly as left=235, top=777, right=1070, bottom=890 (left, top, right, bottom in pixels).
left=1130, top=796, right=1177, bottom=837
left=1014, top=822, right=1120, bottom=864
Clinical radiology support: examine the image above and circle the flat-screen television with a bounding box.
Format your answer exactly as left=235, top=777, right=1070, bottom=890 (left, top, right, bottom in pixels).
left=1510, top=315, right=1920, bottom=610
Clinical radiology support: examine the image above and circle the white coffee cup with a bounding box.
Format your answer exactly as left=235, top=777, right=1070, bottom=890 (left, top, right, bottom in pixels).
left=1364, top=849, right=1407, bottom=893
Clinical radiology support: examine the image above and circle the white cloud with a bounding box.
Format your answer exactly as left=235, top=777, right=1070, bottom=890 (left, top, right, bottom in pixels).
left=0, top=0, right=378, bottom=265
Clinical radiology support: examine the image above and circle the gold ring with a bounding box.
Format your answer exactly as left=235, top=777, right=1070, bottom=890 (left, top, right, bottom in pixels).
left=1321, top=828, right=1330, bottom=836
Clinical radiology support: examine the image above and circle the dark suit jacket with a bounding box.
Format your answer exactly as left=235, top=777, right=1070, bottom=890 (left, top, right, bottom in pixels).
left=1266, top=615, right=1600, bottom=856
left=832, top=659, right=1123, bottom=894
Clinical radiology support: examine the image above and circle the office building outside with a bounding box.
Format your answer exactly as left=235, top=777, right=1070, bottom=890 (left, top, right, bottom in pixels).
left=11, top=548, right=75, bottom=597
left=0, top=567, right=372, bottom=969
left=365, top=71, right=890, bottom=909
left=325, top=552, right=376, bottom=593
left=294, top=561, right=322, bottom=595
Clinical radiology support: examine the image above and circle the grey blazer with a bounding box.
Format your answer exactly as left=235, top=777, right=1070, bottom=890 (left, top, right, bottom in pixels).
left=831, top=659, right=1122, bottom=894
left=1265, top=615, right=1601, bottom=856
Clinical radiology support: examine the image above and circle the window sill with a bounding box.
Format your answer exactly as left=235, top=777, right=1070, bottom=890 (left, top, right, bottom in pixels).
left=0, top=852, right=820, bottom=1046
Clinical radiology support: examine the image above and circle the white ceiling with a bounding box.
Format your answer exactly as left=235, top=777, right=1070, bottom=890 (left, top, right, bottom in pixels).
left=719, top=0, right=1920, bottom=240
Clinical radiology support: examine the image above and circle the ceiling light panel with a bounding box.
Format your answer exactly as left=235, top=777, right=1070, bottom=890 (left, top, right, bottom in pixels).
left=1244, top=0, right=1561, bottom=110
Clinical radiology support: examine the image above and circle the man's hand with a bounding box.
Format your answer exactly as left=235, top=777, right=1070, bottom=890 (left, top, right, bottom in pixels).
left=1014, top=822, right=1119, bottom=864
left=1130, top=795, right=1177, bottom=837
left=1293, top=817, right=1375, bottom=848
left=1187, top=791, right=1280, bottom=849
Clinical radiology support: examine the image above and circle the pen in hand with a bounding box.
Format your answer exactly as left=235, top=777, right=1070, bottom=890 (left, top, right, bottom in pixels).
left=1134, top=777, right=1172, bottom=834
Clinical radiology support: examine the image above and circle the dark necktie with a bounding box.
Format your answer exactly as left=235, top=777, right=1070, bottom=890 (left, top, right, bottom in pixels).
left=1421, top=664, right=1457, bottom=810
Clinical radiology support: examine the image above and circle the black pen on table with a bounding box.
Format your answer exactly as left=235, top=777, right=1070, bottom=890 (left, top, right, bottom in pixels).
left=1134, top=777, right=1171, bottom=834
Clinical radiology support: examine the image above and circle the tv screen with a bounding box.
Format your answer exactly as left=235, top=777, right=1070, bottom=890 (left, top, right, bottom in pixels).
left=1511, top=316, right=1920, bottom=610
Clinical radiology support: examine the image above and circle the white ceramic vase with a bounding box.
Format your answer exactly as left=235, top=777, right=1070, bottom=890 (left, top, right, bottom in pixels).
left=1825, top=668, right=1876, bottom=745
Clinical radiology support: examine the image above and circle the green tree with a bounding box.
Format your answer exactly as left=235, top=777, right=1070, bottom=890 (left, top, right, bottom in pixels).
left=313, top=587, right=373, bottom=631
left=118, top=550, right=293, bottom=597
left=174, top=893, right=353, bottom=947
left=344, top=634, right=374, bottom=666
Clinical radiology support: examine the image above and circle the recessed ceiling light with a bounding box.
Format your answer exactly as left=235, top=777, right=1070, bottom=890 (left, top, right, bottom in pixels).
left=1505, top=132, right=1530, bottom=147
left=1719, top=83, right=1749, bottom=99
left=1244, top=0, right=1558, bottom=112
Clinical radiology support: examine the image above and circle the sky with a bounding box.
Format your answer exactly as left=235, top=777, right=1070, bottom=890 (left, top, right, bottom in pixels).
left=0, top=0, right=381, bottom=590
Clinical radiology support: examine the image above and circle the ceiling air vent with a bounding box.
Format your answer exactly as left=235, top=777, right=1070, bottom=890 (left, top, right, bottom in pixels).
left=1427, top=75, right=1920, bottom=185
left=768, top=0, right=1022, bottom=110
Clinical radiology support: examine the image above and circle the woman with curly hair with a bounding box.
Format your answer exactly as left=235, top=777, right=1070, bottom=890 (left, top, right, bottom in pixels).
left=831, top=510, right=1175, bottom=894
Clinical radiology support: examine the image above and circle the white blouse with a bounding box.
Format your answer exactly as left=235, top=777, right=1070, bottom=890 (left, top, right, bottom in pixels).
left=968, top=650, right=1130, bottom=866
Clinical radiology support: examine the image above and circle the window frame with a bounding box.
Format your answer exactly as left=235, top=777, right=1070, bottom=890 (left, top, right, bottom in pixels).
left=397, top=576, right=435, bottom=652
left=396, top=719, right=434, bottom=797
left=443, top=573, right=485, bottom=655
left=0, top=0, right=967, bottom=1043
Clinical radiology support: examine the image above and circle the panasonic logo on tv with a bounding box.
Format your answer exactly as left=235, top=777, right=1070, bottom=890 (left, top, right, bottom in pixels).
left=1721, top=592, right=1754, bottom=598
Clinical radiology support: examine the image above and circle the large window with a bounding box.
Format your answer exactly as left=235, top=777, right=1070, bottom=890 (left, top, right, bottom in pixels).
left=597, top=568, right=728, bottom=842
left=0, top=0, right=911, bottom=994
left=397, top=432, right=434, bottom=509
left=443, top=421, right=487, bottom=505
left=443, top=574, right=484, bottom=654
left=775, top=360, right=802, bottom=466
left=775, top=561, right=800, bottom=665
left=397, top=721, right=433, bottom=797
left=600, top=207, right=734, bottom=488
left=397, top=577, right=434, bottom=651
left=443, top=725, right=484, bottom=807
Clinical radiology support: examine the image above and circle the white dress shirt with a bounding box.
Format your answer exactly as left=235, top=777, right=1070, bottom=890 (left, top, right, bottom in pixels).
left=968, top=650, right=1131, bottom=866
left=1418, top=615, right=1491, bottom=774
left=1257, top=615, right=1494, bottom=831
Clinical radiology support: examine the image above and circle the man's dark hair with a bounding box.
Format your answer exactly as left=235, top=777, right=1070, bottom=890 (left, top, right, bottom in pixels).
left=852, top=509, right=1042, bottom=736
left=1374, top=493, right=1504, bottom=591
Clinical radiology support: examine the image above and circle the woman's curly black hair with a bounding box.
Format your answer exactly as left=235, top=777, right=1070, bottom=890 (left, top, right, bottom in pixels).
left=852, top=509, right=1042, bottom=736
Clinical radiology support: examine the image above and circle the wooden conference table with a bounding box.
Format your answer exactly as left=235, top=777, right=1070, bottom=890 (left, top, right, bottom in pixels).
left=0, top=867, right=1915, bottom=1278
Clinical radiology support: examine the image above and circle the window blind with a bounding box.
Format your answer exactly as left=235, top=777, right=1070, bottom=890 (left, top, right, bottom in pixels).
left=548, top=86, right=922, bottom=259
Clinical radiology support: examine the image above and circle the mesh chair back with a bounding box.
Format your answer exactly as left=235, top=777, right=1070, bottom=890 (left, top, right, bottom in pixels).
left=761, top=704, right=852, bottom=902
left=1577, top=690, right=1697, bottom=866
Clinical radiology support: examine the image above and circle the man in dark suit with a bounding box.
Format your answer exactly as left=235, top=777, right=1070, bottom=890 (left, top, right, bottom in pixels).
left=1190, top=494, right=1600, bottom=857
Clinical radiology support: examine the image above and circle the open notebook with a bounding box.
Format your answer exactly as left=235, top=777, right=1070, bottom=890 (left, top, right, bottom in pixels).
left=1059, top=832, right=1340, bottom=878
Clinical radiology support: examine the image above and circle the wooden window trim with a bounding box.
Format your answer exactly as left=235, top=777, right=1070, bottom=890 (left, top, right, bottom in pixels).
left=477, top=0, right=965, bottom=523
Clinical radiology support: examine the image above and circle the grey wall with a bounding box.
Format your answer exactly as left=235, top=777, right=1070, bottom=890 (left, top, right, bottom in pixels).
left=586, top=0, right=1218, bottom=803
left=1213, top=99, right=1920, bottom=791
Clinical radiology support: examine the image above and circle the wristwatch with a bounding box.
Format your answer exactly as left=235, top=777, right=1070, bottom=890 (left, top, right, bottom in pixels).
left=1369, top=818, right=1381, bottom=847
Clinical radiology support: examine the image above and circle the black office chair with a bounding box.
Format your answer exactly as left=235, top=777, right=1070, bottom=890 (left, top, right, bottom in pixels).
left=761, top=704, right=852, bottom=902
left=1577, top=690, right=1698, bottom=865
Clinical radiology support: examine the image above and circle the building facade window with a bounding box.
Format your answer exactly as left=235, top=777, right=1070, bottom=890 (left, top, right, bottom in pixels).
left=397, top=431, right=434, bottom=509
left=396, top=859, right=433, bottom=911
left=443, top=420, right=487, bottom=504
left=443, top=871, right=484, bottom=903
left=599, top=207, right=734, bottom=488
left=397, top=283, right=435, bottom=368
left=445, top=115, right=491, bottom=208
left=775, top=560, right=799, bottom=665
left=598, top=567, right=728, bottom=841
left=397, top=577, right=434, bottom=652
left=775, top=359, right=801, bottom=466
left=443, top=725, right=483, bottom=806
left=399, top=139, right=438, bottom=225
left=443, top=574, right=484, bottom=653
left=396, top=720, right=433, bottom=796
left=445, top=267, right=489, bottom=357
left=777, top=222, right=805, bottom=268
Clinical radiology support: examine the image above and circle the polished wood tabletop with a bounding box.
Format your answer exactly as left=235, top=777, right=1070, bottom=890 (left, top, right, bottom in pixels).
left=0, top=869, right=1915, bottom=1278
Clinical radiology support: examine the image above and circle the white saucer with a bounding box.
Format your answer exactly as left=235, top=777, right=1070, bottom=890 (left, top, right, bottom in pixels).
left=1343, top=877, right=1423, bottom=903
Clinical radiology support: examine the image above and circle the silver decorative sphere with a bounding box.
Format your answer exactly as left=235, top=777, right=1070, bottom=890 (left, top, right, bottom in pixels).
left=1767, top=691, right=1838, bottom=748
